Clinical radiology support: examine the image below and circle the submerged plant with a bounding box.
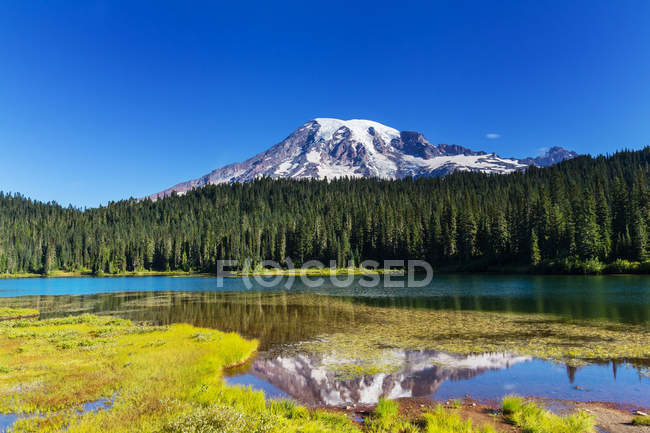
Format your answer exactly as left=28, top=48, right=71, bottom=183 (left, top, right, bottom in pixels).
left=297, top=298, right=650, bottom=377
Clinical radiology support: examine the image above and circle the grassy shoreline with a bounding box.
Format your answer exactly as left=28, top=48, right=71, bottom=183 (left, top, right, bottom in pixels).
left=0, top=311, right=599, bottom=432
left=0, top=307, right=39, bottom=321
left=234, top=266, right=404, bottom=277
left=2, top=266, right=649, bottom=280
left=0, top=269, right=213, bottom=279
left=0, top=312, right=361, bottom=432
left=0, top=267, right=402, bottom=280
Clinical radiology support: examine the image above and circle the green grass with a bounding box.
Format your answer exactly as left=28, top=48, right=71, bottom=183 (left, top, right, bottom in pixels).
left=501, top=395, right=594, bottom=433
left=235, top=266, right=403, bottom=276
left=266, top=399, right=310, bottom=420
left=632, top=415, right=650, bottom=426
left=364, top=398, right=418, bottom=433
left=0, top=310, right=613, bottom=433
left=365, top=399, right=498, bottom=433
left=0, top=313, right=361, bottom=433
left=1, top=267, right=397, bottom=279
left=502, top=395, right=524, bottom=415
left=422, top=405, right=496, bottom=433
left=0, top=307, right=39, bottom=319
left=0, top=269, right=211, bottom=279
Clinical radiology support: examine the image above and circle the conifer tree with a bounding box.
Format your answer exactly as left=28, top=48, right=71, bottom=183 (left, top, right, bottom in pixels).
left=530, top=230, right=541, bottom=266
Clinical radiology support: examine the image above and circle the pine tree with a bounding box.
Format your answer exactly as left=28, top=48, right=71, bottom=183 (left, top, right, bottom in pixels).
left=594, top=182, right=612, bottom=259
left=1, top=147, right=650, bottom=275
left=457, top=208, right=477, bottom=262
left=575, top=193, right=601, bottom=260
left=530, top=230, right=541, bottom=266
left=632, top=208, right=647, bottom=261
left=442, top=205, right=457, bottom=260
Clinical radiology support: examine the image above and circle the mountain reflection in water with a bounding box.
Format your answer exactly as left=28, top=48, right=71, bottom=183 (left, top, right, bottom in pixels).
left=0, top=283, right=648, bottom=407
left=235, top=350, right=531, bottom=406
left=228, top=350, right=650, bottom=407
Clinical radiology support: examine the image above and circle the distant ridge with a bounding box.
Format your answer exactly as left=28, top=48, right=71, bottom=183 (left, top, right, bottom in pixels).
left=150, top=118, right=577, bottom=200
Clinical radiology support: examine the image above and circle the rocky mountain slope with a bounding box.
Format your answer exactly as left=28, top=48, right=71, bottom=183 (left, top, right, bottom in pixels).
left=151, top=118, right=577, bottom=199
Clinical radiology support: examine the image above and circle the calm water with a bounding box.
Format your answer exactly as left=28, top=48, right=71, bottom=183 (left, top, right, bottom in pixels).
left=224, top=351, right=648, bottom=407
left=0, top=275, right=648, bottom=409
left=1, top=274, right=649, bottom=323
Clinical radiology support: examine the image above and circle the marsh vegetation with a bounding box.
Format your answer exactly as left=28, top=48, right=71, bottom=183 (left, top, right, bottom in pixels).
left=0, top=311, right=599, bottom=432
left=0, top=275, right=647, bottom=431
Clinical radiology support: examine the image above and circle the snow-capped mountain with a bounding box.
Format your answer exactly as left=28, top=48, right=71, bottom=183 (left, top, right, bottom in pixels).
left=245, top=350, right=531, bottom=406
left=150, top=118, right=577, bottom=199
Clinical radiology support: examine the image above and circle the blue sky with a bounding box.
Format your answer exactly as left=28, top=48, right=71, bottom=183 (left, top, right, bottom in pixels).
left=1, top=1, right=649, bottom=207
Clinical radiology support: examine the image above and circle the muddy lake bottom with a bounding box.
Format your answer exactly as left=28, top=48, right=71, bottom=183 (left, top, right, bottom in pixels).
left=0, top=274, right=648, bottom=424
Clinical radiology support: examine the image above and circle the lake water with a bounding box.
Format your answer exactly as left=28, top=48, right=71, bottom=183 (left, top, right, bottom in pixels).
left=0, top=274, right=648, bottom=409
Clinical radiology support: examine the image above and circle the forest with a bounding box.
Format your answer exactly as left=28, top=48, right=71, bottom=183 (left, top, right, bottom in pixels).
left=1, top=147, right=650, bottom=275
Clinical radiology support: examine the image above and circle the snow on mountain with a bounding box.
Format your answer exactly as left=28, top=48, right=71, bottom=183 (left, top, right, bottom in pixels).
left=246, top=350, right=531, bottom=406
left=150, top=118, right=578, bottom=200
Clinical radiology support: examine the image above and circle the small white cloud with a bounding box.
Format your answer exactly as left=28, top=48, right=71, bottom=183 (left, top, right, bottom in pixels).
left=537, top=147, right=548, bottom=155
left=485, top=133, right=501, bottom=139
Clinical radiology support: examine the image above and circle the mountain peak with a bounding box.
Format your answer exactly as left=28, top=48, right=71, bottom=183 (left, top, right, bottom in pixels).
left=149, top=119, right=578, bottom=200
left=309, top=118, right=400, bottom=143
left=518, top=146, right=579, bottom=167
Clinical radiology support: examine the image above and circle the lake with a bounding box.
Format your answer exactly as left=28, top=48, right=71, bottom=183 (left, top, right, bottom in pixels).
left=0, top=274, right=648, bottom=409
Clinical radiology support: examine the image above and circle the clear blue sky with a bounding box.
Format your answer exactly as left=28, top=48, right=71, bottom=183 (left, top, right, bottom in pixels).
left=1, top=1, right=649, bottom=208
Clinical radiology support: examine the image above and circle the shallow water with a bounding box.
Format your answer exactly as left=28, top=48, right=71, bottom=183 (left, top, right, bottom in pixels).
left=0, top=414, right=17, bottom=433
left=0, top=397, right=113, bottom=433
left=225, top=350, right=649, bottom=407
left=0, top=275, right=648, bottom=409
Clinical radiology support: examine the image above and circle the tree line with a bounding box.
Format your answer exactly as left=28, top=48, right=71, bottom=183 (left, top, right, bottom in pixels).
left=2, top=147, right=650, bottom=275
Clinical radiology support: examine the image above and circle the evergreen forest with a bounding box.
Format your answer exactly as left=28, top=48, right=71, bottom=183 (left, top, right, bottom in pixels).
left=2, top=147, right=650, bottom=275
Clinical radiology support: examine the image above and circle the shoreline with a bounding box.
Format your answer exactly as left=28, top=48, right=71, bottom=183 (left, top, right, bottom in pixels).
left=0, top=270, right=214, bottom=279
left=233, top=267, right=404, bottom=277
left=0, top=268, right=646, bottom=280
left=1, top=309, right=647, bottom=431
left=0, top=267, right=403, bottom=280
left=321, top=396, right=650, bottom=433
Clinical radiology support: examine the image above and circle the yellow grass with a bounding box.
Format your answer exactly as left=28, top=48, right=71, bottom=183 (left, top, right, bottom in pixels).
left=0, top=308, right=39, bottom=320
left=0, top=313, right=365, bottom=432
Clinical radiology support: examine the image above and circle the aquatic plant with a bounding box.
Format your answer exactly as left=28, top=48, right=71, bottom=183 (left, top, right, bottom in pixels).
left=298, top=299, right=650, bottom=377
left=501, top=396, right=595, bottom=433
left=632, top=415, right=650, bottom=426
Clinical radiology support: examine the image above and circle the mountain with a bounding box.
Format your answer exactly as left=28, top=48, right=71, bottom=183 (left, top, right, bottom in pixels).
left=518, top=146, right=579, bottom=167
left=150, top=118, right=577, bottom=199
left=246, top=350, right=531, bottom=406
